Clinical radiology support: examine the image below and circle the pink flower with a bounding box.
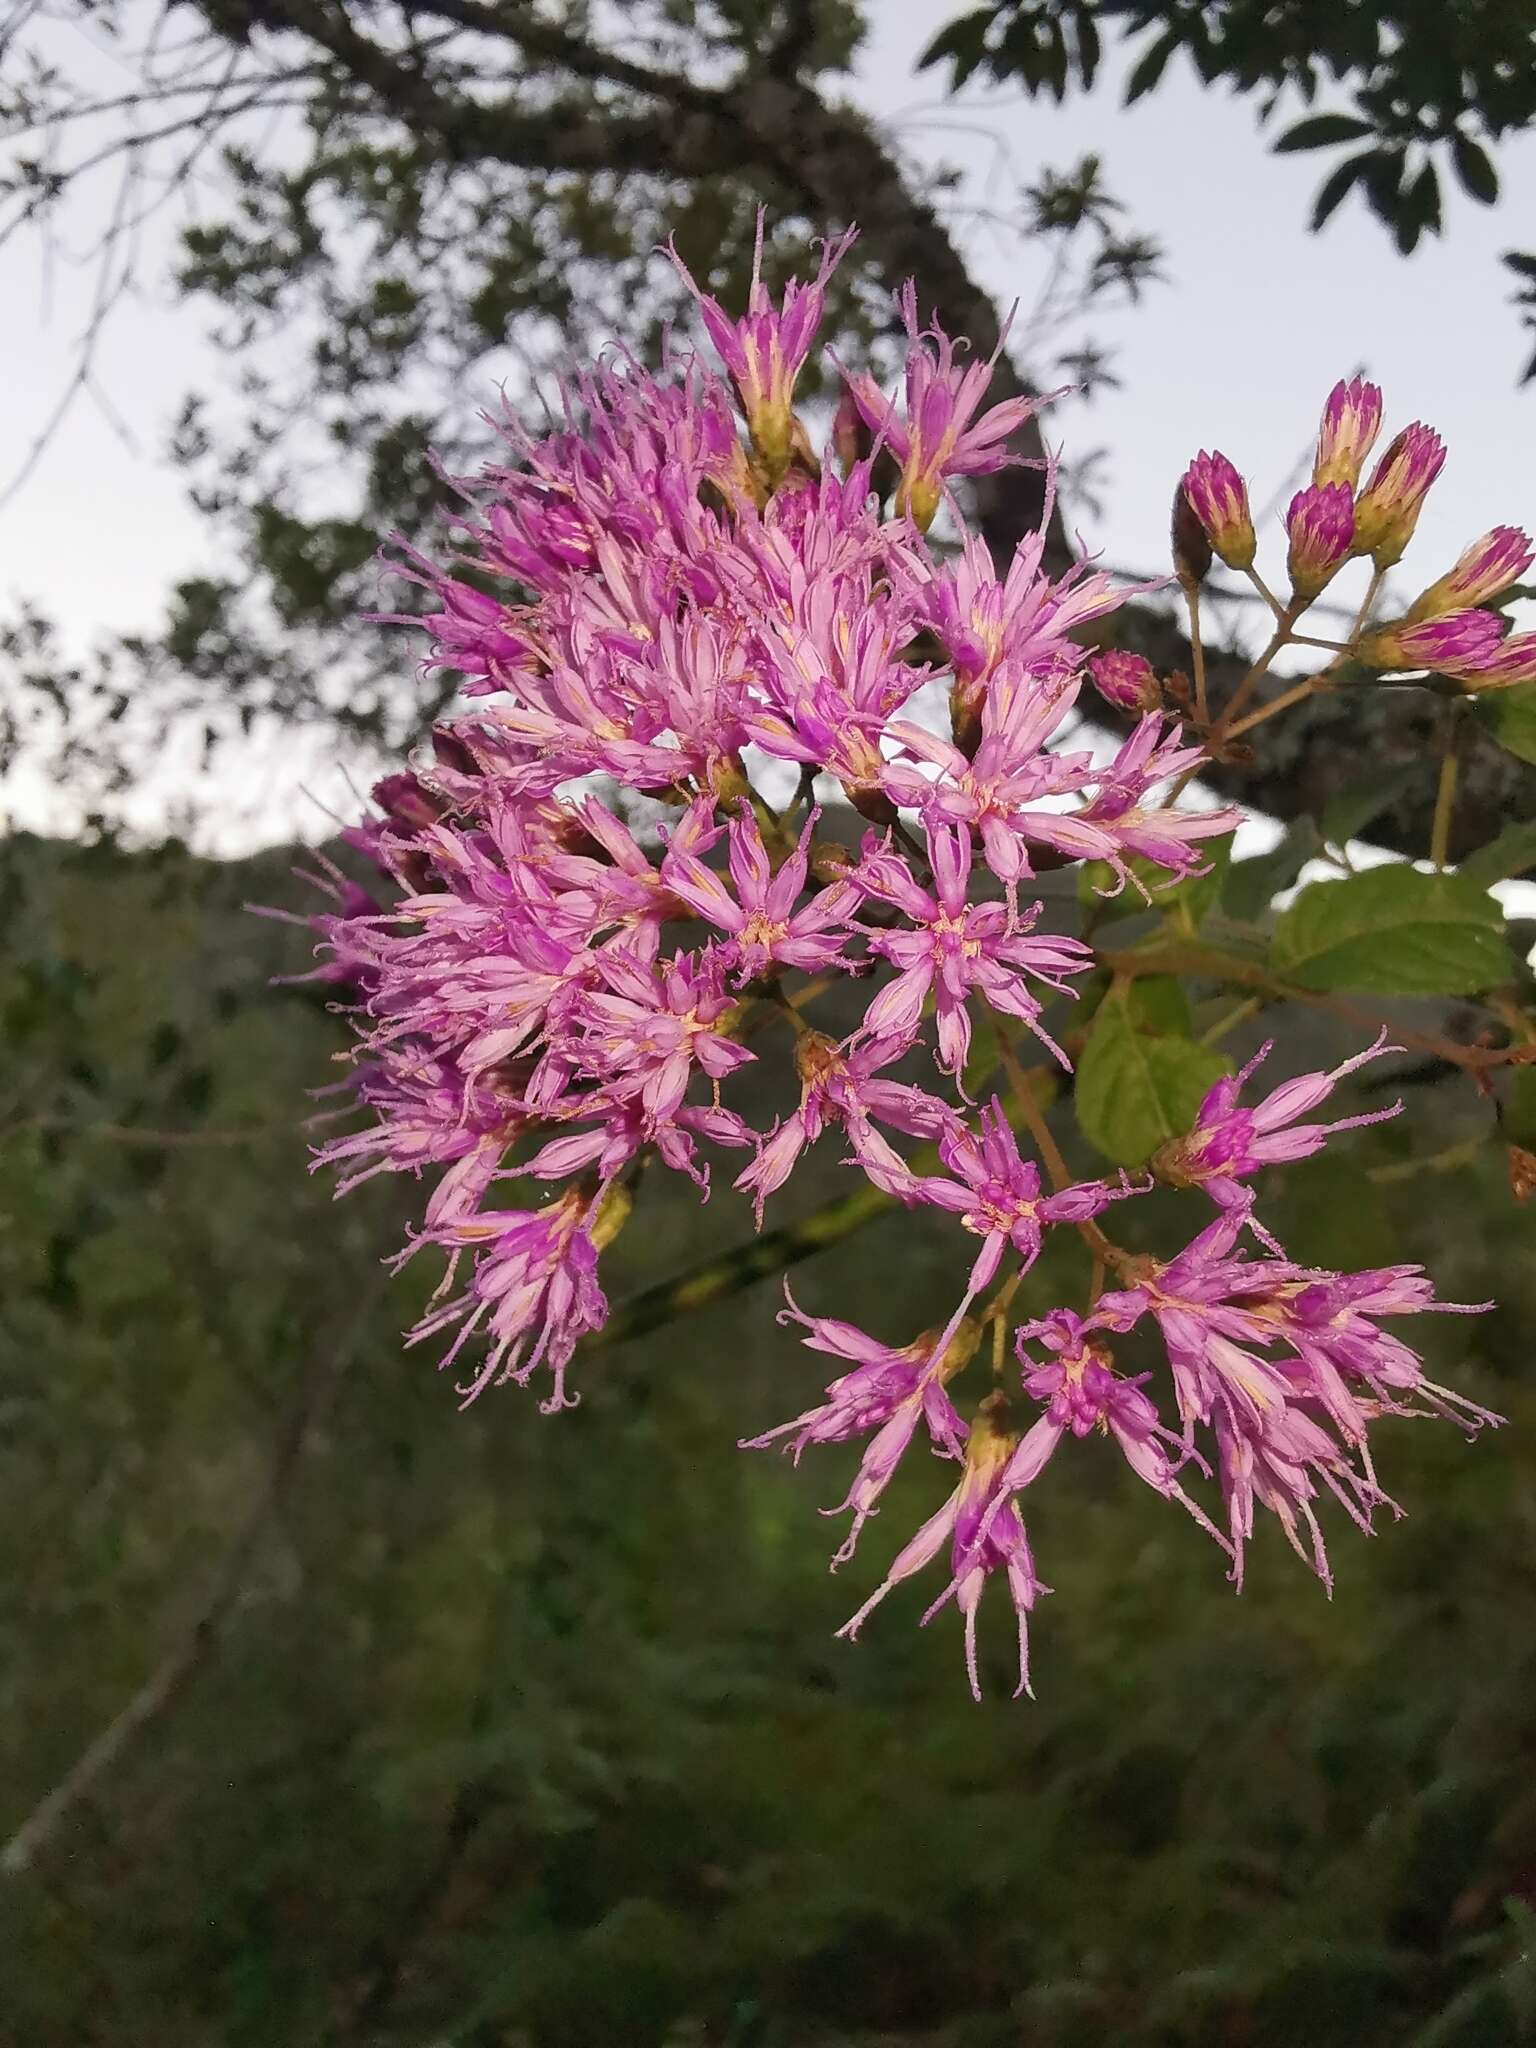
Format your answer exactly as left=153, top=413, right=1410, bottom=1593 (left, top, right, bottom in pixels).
left=1153, top=1032, right=1403, bottom=1216
left=734, top=1032, right=959, bottom=1221
left=666, top=211, right=856, bottom=472
left=1094, top=1205, right=1495, bottom=1588
left=1087, top=648, right=1161, bottom=713
left=1285, top=482, right=1355, bottom=599
left=1072, top=714, right=1238, bottom=890
left=1003, top=1308, right=1227, bottom=1540
left=882, top=687, right=1232, bottom=902
left=1271, top=1266, right=1501, bottom=1434
left=558, top=946, right=754, bottom=1124
left=907, top=1097, right=1132, bottom=1294
left=842, top=283, right=1045, bottom=529
left=838, top=1395, right=1050, bottom=1699
left=1312, top=376, right=1384, bottom=490
left=1362, top=609, right=1509, bottom=676
left=661, top=800, right=860, bottom=986
left=880, top=671, right=1096, bottom=887
left=377, top=547, right=536, bottom=685
left=742, top=1293, right=973, bottom=1561
left=1181, top=450, right=1256, bottom=569
left=313, top=1053, right=522, bottom=1205
left=1407, top=525, right=1534, bottom=620
left=850, top=824, right=1092, bottom=1075
left=915, top=527, right=1119, bottom=687
left=1353, top=422, right=1446, bottom=566
left=405, top=1185, right=610, bottom=1411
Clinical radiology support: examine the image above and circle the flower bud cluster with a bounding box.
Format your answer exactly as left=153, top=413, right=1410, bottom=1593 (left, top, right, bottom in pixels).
left=1173, top=378, right=1532, bottom=692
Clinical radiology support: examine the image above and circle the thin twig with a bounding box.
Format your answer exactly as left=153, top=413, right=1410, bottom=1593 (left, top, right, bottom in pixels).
left=1099, top=941, right=1536, bottom=1075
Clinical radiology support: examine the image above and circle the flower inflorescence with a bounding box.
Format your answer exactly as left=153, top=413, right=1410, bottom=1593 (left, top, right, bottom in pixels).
left=305, top=225, right=1504, bottom=1697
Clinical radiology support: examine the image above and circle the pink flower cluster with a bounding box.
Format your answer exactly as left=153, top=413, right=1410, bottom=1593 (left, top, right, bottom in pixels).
left=310, top=227, right=1497, bottom=1695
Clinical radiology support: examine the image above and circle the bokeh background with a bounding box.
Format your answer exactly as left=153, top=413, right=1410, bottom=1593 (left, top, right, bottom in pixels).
left=3, top=4, right=1536, bottom=2043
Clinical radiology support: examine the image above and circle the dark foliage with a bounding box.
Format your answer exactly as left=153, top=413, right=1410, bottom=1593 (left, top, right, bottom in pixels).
left=922, top=1, right=1536, bottom=373
left=3, top=832, right=1535, bottom=2044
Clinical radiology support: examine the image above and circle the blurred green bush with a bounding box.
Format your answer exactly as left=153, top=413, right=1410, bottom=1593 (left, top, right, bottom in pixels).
left=1, top=832, right=1533, bottom=2048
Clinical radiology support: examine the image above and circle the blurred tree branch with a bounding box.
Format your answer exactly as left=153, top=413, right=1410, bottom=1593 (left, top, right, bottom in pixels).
left=0, top=1283, right=384, bottom=1879
left=3, top=0, right=1533, bottom=853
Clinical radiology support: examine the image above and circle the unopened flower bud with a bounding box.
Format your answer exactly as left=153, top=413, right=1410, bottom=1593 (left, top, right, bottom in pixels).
left=850, top=784, right=898, bottom=828
left=1406, top=525, right=1534, bottom=621
left=431, top=729, right=480, bottom=778
left=792, top=1028, right=840, bottom=1089
left=949, top=676, right=985, bottom=760
left=808, top=838, right=856, bottom=886
left=1450, top=631, right=1536, bottom=693
left=590, top=1177, right=637, bottom=1251
left=785, top=412, right=822, bottom=482
left=1361, top=609, right=1507, bottom=676
left=1352, top=423, right=1446, bottom=566
left=937, top=1315, right=984, bottom=1380
left=832, top=386, right=869, bottom=478
left=1087, top=648, right=1161, bottom=713
left=708, top=755, right=754, bottom=807
left=1312, top=376, right=1383, bottom=489
left=1171, top=482, right=1213, bottom=587
left=371, top=770, right=446, bottom=834
left=1285, top=483, right=1355, bottom=600
left=1180, top=451, right=1255, bottom=570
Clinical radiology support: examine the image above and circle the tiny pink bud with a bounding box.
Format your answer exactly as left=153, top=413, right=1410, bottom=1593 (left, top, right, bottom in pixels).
left=1171, top=482, right=1213, bottom=586
left=1405, top=525, right=1534, bottom=621
left=1352, top=423, right=1446, bottom=566
left=1312, top=377, right=1383, bottom=490
left=1088, top=648, right=1161, bottom=713
left=1361, top=609, right=1508, bottom=676
left=1285, top=483, right=1355, bottom=600
left=1180, top=451, right=1256, bottom=570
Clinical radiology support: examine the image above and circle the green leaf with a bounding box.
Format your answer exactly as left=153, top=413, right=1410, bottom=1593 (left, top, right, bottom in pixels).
left=1169, top=833, right=1233, bottom=932
left=1224, top=819, right=1322, bottom=922
left=918, top=9, right=991, bottom=74
left=1275, top=113, right=1375, bottom=153
left=1310, top=151, right=1374, bottom=230
left=1363, top=149, right=1408, bottom=232
left=1075, top=989, right=1231, bottom=1168
left=1475, top=683, right=1536, bottom=765
left=1395, top=161, right=1441, bottom=254
left=1459, top=822, right=1536, bottom=888
left=1271, top=867, right=1513, bottom=995
left=1123, top=26, right=1177, bottom=102
left=1451, top=131, right=1499, bottom=205
left=1080, top=18, right=1101, bottom=84
left=1319, top=763, right=1426, bottom=847
left=1125, top=975, right=1192, bottom=1036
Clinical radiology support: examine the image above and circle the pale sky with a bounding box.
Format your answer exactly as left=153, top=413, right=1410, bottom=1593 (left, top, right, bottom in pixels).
left=2, top=2, right=1533, bottom=848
